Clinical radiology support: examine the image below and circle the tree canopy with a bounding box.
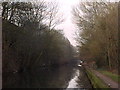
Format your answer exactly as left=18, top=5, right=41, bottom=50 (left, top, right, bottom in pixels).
left=2, top=1, right=74, bottom=73
left=73, top=2, right=118, bottom=69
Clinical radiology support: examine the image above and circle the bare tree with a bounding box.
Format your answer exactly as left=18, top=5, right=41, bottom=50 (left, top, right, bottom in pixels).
left=45, top=2, right=64, bottom=30
left=72, top=2, right=118, bottom=69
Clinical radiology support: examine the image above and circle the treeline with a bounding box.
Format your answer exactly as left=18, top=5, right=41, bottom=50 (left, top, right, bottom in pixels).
left=2, top=1, right=74, bottom=73
left=73, top=2, right=118, bottom=70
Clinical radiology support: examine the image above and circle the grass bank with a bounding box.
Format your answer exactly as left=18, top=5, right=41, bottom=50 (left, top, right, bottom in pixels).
left=99, top=70, right=120, bottom=83
left=85, top=68, right=109, bottom=89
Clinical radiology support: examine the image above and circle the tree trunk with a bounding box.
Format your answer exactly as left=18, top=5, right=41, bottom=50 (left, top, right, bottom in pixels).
left=108, top=49, right=112, bottom=70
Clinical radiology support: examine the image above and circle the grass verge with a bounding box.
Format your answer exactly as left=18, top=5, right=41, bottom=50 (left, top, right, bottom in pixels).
left=85, top=68, right=109, bottom=89
left=99, top=70, right=120, bottom=83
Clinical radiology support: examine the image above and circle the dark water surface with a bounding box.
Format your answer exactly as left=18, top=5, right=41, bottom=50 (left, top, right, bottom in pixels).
left=3, top=64, right=92, bottom=89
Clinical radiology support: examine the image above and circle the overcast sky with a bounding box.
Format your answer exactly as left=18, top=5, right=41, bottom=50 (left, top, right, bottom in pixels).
left=56, top=0, right=79, bottom=46
left=45, top=0, right=80, bottom=46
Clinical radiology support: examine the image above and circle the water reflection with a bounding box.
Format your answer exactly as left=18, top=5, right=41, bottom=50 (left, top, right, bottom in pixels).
left=76, top=67, right=92, bottom=89
left=67, top=69, right=80, bottom=88
left=3, top=65, right=92, bottom=88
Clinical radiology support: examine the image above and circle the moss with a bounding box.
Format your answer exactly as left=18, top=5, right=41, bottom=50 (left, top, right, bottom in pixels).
left=86, top=69, right=109, bottom=89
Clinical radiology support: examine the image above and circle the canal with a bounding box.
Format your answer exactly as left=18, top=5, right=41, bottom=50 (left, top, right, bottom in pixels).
left=3, top=63, right=92, bottom=89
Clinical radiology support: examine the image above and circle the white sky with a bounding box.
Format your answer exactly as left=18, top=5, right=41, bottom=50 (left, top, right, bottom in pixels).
left=47, top=0, right=80, bottom=46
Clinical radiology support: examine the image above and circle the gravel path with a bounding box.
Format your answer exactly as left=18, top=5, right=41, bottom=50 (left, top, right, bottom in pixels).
left=92, top=70, right=119, bottom=88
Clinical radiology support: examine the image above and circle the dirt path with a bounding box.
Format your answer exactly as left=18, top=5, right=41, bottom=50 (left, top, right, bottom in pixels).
left=92, top=70, right=119, bottom=88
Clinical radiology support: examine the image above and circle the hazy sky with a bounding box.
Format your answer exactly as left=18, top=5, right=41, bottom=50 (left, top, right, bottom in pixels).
left=47, top=0, right=80, bottom=46
left=57, top=0, right=80, bottom=46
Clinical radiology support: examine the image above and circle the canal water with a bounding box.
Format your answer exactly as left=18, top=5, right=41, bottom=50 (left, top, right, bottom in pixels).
left=3, top=64, right=92, bottom=89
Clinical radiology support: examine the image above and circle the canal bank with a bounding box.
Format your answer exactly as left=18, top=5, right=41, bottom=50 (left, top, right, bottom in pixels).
left=85, top=67, right=109, bottom=89
left=66, top=66, right=93, bottom=89
left=3, top=64, right=93, bottom=88
left=84, top=66, right=119, bottom=89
